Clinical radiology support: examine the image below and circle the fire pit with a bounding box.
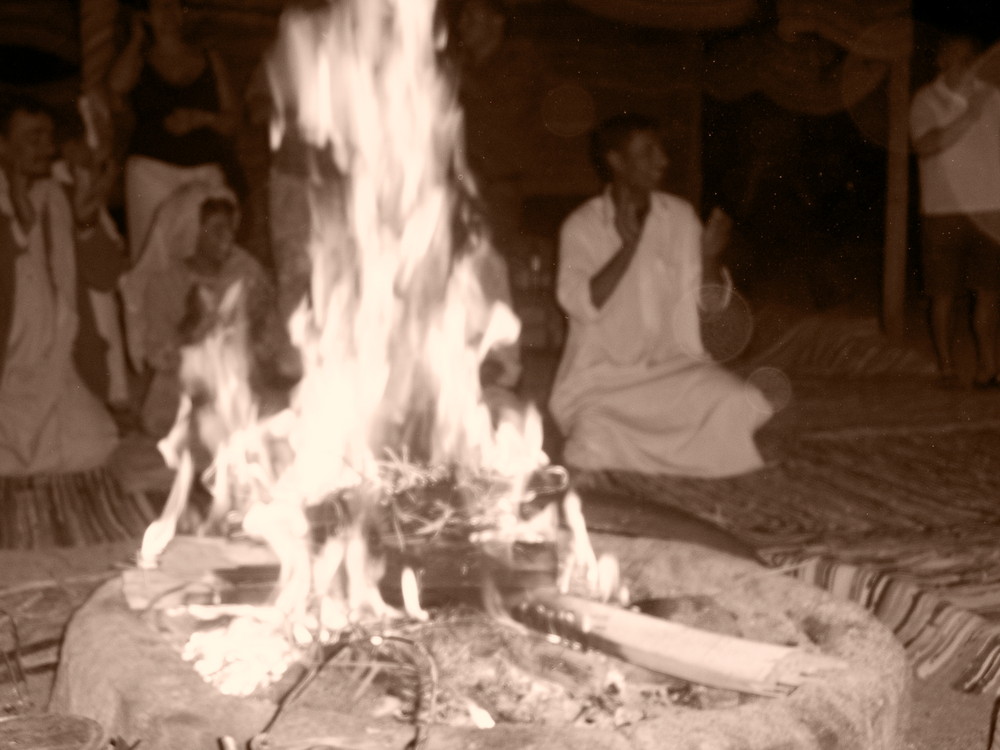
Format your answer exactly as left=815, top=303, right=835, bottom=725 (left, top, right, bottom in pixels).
left=46, top=0, right=907, bottom=746
left=50, top=532, right=909, bottom=750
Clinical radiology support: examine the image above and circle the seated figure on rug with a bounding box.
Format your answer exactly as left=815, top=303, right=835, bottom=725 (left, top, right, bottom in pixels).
left=0, top=94, right=145, bottom=547
left=123, top=185, right=286, bottom=437
left=549, top=113, right=773, bottom=477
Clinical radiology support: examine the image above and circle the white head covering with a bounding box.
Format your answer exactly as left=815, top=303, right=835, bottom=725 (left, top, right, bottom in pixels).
left=120, top=179, right=238, bottom=369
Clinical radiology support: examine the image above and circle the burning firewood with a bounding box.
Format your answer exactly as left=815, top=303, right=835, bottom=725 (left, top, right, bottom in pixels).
left=139, top=278, right=280, bottom=569
left=130, top=0, right=612, bottom=701
left=507, top=590, right=846, bottom=698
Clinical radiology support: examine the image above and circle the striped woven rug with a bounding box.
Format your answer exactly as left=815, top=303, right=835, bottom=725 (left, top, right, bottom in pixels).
left=0, top=467, right=156, bottom=550
left=573, top=429, right=1000, bottom=688
left=573, top=318, right=1000, bottom=694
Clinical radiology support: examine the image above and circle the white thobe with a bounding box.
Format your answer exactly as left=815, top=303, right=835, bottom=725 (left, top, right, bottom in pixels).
left=550, top=191, right=771, bottom=477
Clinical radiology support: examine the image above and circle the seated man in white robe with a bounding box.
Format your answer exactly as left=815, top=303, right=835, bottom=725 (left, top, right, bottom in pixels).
left=550, top=113, right=773, bottom=477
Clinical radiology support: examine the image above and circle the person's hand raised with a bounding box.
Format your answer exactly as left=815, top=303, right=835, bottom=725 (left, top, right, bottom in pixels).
left=65, top=140, right=114, bottom=227
left=702, top=207, right=733, bottom=260
left=614, top=196, right=647, bottom=251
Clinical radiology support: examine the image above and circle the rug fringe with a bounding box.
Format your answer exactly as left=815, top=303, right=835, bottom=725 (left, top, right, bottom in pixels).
left=0, top=467, right=155, bottom=549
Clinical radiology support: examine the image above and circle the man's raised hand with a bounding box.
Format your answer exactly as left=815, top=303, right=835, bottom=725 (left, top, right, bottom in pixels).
left=702, top=207, right=732, bottom=260
left=613, top=196, right=646, bottom=251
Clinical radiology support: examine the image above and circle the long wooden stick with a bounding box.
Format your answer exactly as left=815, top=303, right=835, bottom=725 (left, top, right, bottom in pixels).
left=508, top=588, right=845, bottom=697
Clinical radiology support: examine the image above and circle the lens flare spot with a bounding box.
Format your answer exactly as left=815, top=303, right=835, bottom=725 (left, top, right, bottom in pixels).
left=542, top=83, right=596, bottom=138
left=746, top=366, right=792, bottom=413
left=674, top=283, right=754, bottom=363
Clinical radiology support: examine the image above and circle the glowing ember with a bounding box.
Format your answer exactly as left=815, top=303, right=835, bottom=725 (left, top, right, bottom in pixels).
left=138, top=0, right=596, bottom=696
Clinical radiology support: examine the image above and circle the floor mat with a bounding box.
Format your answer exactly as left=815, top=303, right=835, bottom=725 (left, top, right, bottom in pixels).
left=573, top=368, right=1000, bottom=694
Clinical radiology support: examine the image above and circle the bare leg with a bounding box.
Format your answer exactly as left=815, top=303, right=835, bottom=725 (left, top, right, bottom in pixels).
left=929, top=294, right=956, bottom=379
left=973, top=289, right=1000, bottom=383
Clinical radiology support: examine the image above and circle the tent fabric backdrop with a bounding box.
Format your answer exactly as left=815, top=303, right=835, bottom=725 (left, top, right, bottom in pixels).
left=567, top=0, right=756, bottom=29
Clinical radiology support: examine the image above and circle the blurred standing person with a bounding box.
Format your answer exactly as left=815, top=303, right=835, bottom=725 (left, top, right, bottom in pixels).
left=59, top=103, right=132, bottom=415
left=550, top=114, right=772, bottom=477
left=107, top=0, right=239, bottom=265
left=243, top=53, right=313, bottom=325
left=455, top=0, right=540, bottom=261
left=0, top=94, right=146, bottom=547
left=911, top=32, right=1000, bottom=388
left=453, top=0, right=551, bottom=388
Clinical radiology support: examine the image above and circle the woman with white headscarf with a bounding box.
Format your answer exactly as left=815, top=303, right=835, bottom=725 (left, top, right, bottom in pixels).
left=120, top=181, right=278, bottom=436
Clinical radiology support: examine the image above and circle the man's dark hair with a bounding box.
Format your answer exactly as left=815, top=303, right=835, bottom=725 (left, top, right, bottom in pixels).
left=589, top=112, right=662, bottom=183
left=0, top=93, right=52, bottom=137
left=199, top=196, right=238, bottom=224
left=937, top=29, right=986, bottom=54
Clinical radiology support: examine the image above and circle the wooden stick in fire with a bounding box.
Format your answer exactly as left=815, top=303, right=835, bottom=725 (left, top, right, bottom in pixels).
left=507, top=588, right=847, bottom=698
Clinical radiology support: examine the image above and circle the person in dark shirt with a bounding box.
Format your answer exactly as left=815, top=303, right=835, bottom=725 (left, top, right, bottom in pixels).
left=452, top=0, right=555, bottom=389
left=454, top=0, right=545, bottom=261
left=107, top=0, right=238, bottom=265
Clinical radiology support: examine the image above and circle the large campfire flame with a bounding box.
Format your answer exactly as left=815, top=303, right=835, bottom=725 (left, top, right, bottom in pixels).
left=260, top=0, right=544, bottom=618
left=262, top=0, right=540, bottom=497
left=139, top=0, right=593, bottom=696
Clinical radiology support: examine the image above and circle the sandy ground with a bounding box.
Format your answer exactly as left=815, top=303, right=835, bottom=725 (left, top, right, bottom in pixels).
left=0, top=541, right=137, bottom=714
left=909, top=676, right=995, bottom=750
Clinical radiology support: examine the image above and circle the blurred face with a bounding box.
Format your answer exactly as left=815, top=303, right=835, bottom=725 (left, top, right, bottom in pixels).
left=0, top=110, right=56, bottom=180
left=936, top=37, right=977, bottom=75
left=149, top=0, right=185, bottom=39
left=458, top=0, right=504, bottom=61
left=608, top=129, right=669, bottom=194
left=196, top=210, right=236, bottom=266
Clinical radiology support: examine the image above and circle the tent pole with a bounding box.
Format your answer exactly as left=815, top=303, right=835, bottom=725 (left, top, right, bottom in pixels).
left=882, top=57, right=910, bottom=339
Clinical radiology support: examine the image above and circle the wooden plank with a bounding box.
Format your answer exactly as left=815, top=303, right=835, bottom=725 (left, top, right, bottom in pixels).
left=122, top=536, right=278, bottom=610
left=508, top=589, right=846, bottom=697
